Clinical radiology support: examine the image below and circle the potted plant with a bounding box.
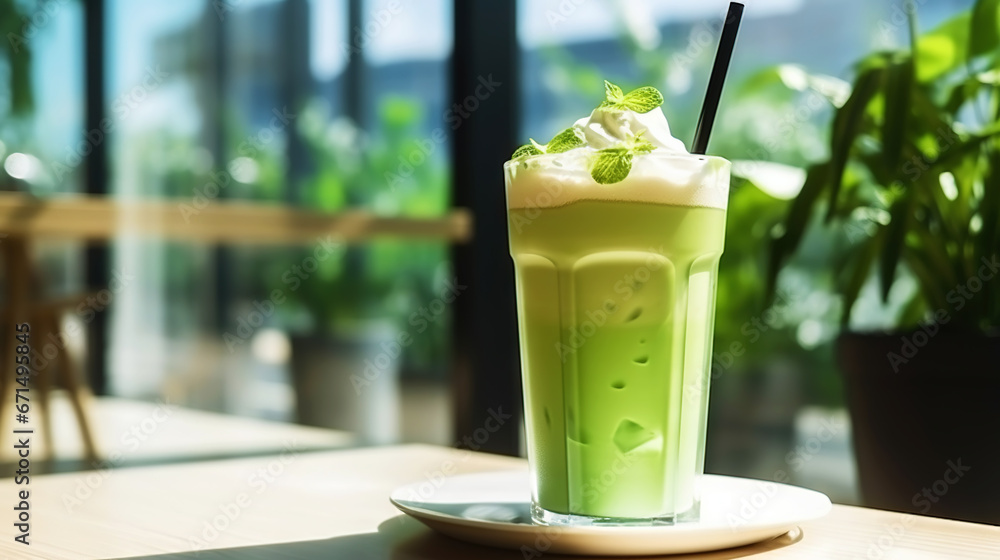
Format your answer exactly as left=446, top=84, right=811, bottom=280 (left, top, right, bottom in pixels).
left=267, top=100, right=398, bottom=444
left=276, top=241, right=403, bottom=444
left=766, top=2, right=1000, bottom=523
left=270, top=96, right=451, bottom=443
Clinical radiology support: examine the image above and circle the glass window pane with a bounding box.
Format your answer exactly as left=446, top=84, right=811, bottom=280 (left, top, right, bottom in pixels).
left=99, top=0, right=454, bottom=444
left=2, top=1, right=84, bottom=195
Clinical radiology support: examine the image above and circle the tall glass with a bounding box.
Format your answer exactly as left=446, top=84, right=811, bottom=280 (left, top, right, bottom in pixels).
left=505, top=152, right=729, bottom=526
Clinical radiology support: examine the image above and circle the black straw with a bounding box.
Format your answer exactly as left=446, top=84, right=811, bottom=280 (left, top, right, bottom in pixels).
left=692, top=2, right=744, bottom=155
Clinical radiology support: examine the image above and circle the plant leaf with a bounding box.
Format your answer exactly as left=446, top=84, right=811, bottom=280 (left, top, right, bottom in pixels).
left=879, top=194, right=913, bottom=302
left=907, top=84, right=955, bottom=157
left=915, top=12, right=970, bottom=82
left=904, top=235, right=955, bottom=309
left=766, top=163, right=830, bottom=299
left=738, top=65, right=850, bottom=107
left=826, top=65, right=883, bottom=221
left=897, top=289, right=928, bottom=328
left=621, top=86, right=664, bottom=113
left=631, top=136, right=655, bottom=154
left=604, top=80, right=624, bottom=103
left=882, top=58, right=914, bottom=175
left=911, top=226, right=959, bottom=288
left=969, top=0, right=1000, bottom=60
left=529, top=138, right=547, bottom=153
left=512, top=144, right=542, bottom=159
left=904, top=248, right=950, bottom=311
left=590, top=148, right=633, bottom=184
left=943, top=76, right=984, bottom=115
left=546, top=128, right=585, bottom=153
left=927, top=124, right=1000, bottom=172
left=841, top=231, right=880, bottom=326
left=943, top=71, right=1000, bottom=114
left=976, top=148, right=1000, bottom=289
left=856, top=150, right=896, bottom=188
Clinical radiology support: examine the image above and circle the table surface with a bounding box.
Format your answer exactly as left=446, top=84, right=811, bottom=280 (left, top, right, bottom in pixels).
left=0, top=395, right=355, bottom=468
left=0, top=444, right=996, bottom=559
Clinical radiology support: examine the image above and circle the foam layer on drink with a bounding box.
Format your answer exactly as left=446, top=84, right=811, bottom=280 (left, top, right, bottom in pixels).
left=505, top=108, right=730, bottom=210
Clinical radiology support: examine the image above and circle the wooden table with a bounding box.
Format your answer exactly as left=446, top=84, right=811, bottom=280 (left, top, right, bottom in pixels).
left=0, top=444, right=996, bottom=559
left=0, top=395, right=354, bottom=470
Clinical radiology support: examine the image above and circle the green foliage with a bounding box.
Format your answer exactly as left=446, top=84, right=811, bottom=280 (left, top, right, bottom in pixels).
left=599, top=80, right=664, bottom=113
left=512, top=82, right=665, bottom=184
left=590, top=147, right=632, bottom=184
left=590, top=135, right=655, bottom=184
left=277, top=95, right=451, bottom=373
left=604, top=80, right=624, bottom=102
left=512, top=143, right=542, bottom=159
left=768, top=0, right=1000, bottom=331
left=0, top=0, right=33, bottom=116
left=545, top=128, right=586, bottom=153
left=511, top=127, right=584, bottom=160
left=0, top=0, right=37, bottom=189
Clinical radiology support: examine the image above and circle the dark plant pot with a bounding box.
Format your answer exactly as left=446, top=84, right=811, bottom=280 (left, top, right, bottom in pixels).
left=290, top=321, right=400, bottom=444
left=837, top=330, right=1000, bottom=524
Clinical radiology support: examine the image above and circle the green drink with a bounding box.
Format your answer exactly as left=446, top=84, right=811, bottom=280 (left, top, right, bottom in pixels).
left=505, top=104, right=730, bottom=524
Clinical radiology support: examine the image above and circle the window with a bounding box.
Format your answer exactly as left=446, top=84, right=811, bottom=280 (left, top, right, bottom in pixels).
left=98, top=0, right=455, bottom=443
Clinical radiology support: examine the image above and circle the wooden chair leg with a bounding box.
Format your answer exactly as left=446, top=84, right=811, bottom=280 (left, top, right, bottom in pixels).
left=54, top=337, right=99, bottom=461
left=1, top=238, right=31, bottom=453
left=0, top=322, right=10, bottom=452
left=33, top=313, right=55, bottom=461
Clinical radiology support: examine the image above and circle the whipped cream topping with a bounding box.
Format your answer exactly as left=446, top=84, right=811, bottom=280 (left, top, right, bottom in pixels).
left=573, top=107, right=689, bottom=153
left=505, top=107, right=730, bottom=210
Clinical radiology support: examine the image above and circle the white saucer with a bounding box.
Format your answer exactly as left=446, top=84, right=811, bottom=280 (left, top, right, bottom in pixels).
left=390, top=470, right=831, bottom=556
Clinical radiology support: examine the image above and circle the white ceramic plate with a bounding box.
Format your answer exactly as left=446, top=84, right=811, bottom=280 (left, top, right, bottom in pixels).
left=390, top=470, right=831, bottom=556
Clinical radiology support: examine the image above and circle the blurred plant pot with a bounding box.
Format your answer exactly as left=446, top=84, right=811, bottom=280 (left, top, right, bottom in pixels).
left=837, top=331, right=1000, bottom=524
left=290, top=321, right=400, bottom=445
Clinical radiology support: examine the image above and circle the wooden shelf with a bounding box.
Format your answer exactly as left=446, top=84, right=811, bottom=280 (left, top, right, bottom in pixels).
left=0, top=192, right=472, bottom=244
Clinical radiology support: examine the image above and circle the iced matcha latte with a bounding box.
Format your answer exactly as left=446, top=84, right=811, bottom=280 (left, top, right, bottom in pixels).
left=505, top=82, right=730, bottom=525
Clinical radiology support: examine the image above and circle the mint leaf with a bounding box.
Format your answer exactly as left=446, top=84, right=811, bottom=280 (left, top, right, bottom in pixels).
left=599, top=83, right=664, bottom=113
left=513, top=129, right=588, bottom=159
left=546, top=128, right=584, bottom=153
left=512, top=144, right=542, bottom=159
left=631, top=137, right=655, bottom=154
left=590, top=147, right=633, bottom=184
left=605, top=80, right=625, bottom=104
left=621, top=86, right=664, bottom=113
left=512, top=80, right=664, bottom=167
left=589, top=132, right=657, bottom=183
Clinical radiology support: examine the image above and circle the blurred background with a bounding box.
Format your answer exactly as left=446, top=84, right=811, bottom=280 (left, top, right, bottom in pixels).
left=0, top=0, right=985, bottom=510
